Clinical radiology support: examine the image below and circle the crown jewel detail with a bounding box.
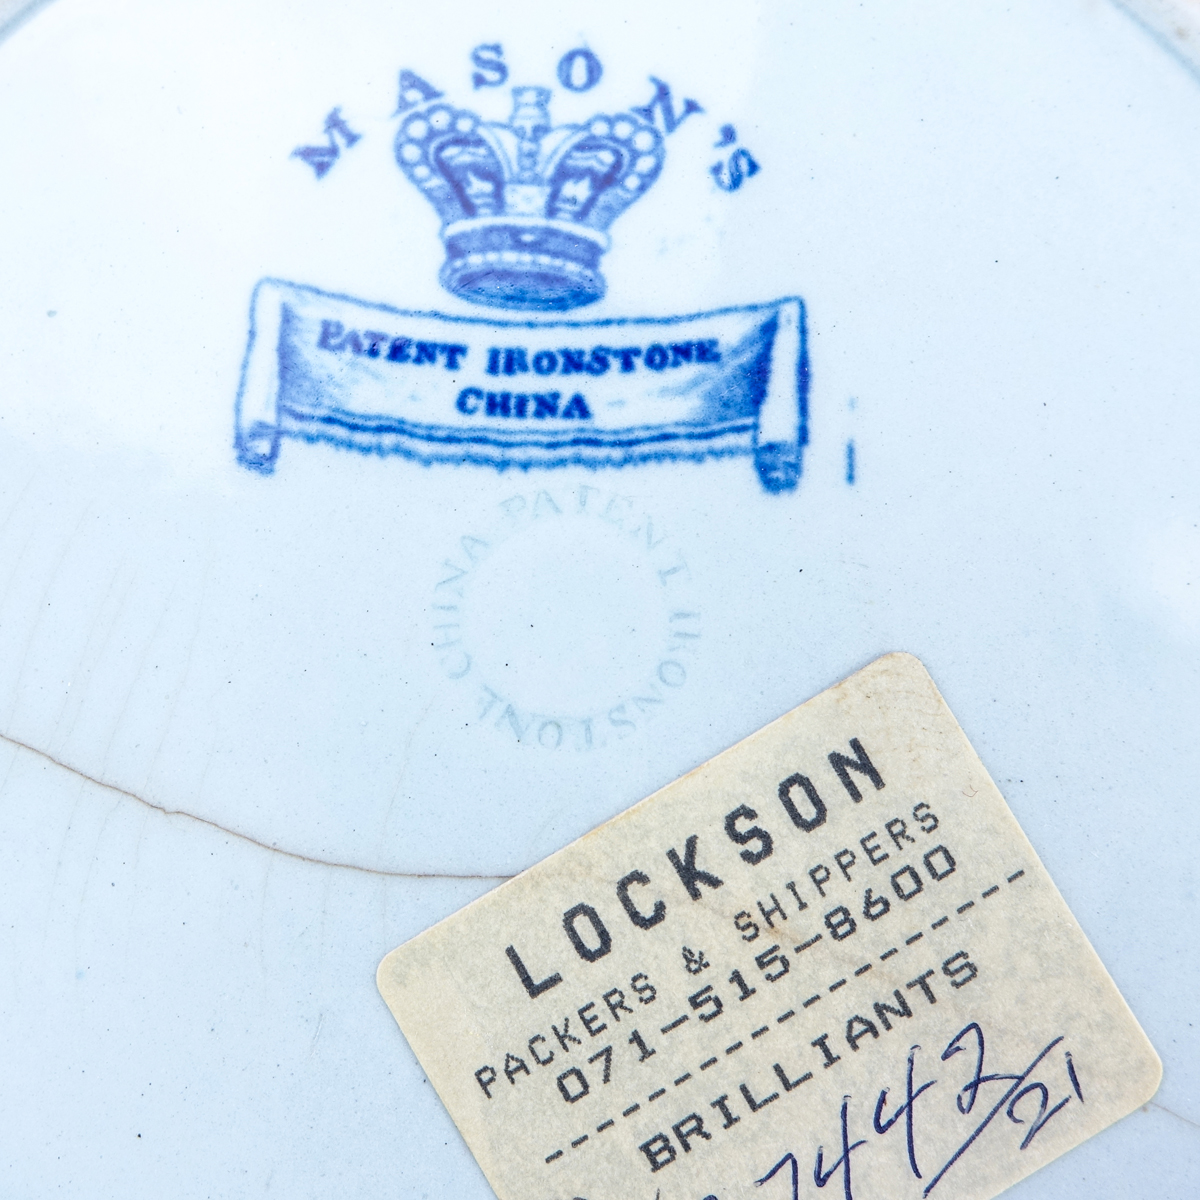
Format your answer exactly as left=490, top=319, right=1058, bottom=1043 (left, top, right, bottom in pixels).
left=394, top=87, right=665, bottom=311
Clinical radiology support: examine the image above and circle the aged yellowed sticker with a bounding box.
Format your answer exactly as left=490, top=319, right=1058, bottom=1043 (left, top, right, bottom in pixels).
left=377, top=653, right=1160, bottom=1200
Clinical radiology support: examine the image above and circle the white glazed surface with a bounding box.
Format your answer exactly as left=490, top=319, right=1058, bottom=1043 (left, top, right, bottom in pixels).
left=0, top=0, right=1197, bottom=1195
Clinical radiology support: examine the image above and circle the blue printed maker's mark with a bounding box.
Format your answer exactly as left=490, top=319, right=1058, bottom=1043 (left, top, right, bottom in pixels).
left=245, top=70, right=802, bottom=489
left=235, top=280, right=809, bottom=492
left=395, top=84, right=664, bottom=313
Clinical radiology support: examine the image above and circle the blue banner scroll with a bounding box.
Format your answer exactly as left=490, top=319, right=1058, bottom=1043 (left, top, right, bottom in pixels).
left=235, top=279, right=809, bottom=492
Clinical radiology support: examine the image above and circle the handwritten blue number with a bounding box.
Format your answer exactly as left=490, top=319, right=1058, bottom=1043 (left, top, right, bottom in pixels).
left=756, top=1151, right=798, bottom=1200
left=873, top=1045, right=936, bottom=1179
left=814, top=1097, right=867, bottom=1200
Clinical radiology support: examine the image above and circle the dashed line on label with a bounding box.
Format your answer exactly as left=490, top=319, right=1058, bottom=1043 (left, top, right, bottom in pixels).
left=545, top=863, right=1035, bottom=1169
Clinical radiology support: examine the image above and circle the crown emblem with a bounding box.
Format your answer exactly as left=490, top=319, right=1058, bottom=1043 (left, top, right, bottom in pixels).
left=394, top=86, right=665, bottom=311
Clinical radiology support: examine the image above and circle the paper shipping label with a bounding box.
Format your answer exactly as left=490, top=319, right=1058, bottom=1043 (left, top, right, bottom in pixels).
left=377, top=652, right=1160, bottom=1200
